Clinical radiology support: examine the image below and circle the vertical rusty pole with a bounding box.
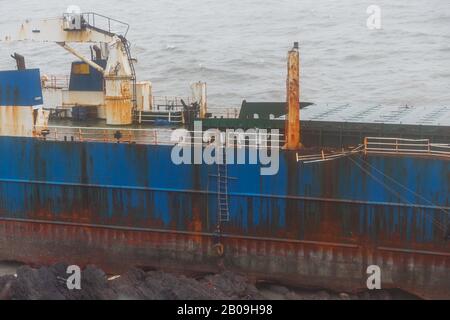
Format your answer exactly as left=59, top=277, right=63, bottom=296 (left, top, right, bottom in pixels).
left=284, top=42, right=301, bottom=150
left=191, top=82, right=208, bottom=118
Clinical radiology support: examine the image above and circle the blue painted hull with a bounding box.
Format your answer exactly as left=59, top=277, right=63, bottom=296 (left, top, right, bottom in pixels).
left=0, top=136, right=448, bottom=298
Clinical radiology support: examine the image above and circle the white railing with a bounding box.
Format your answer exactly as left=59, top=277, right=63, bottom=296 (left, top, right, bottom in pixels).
left=37, top=125, right=163, bottom=144
left=364, top=137, right=450, bottom=158
left=152, top=96, right=192, bottom=111
left=136, top=111, right=184, bottom=124
left=296, top=145, right=364, bottom=163
left=296, top=137, right=450, bottom=163
left=35, top=125, right=285, bottom=148
left=210, top=106, right=240, bottom=119
left=42, top=75, right=70, bottom=89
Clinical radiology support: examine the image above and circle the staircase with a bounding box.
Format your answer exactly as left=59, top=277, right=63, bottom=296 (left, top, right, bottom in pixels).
left=217, top=147, right=229, bottom=222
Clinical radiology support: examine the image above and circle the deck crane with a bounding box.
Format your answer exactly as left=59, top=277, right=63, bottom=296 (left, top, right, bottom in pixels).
left=2, top=8, right=137, bottom=125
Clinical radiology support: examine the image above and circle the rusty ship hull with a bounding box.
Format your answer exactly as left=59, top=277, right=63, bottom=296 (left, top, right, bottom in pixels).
left=0, top=11, right=448, bottom=300
left=0, top=137, right=448, bottom=299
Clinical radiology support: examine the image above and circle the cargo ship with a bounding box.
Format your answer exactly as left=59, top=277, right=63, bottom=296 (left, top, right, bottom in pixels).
left=0, top=10, right=449, bottom=299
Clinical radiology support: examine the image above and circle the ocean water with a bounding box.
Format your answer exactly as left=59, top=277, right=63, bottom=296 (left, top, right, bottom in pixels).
left=0, top=0, right=449, bottom=111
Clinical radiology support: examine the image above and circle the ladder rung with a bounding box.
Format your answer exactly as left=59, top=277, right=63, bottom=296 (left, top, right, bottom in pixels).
left=217, top=159, right=229, bottom=223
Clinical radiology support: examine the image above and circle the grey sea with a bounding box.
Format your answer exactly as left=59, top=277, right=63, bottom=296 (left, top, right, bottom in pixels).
left=0, top=0, right=449, bottom=112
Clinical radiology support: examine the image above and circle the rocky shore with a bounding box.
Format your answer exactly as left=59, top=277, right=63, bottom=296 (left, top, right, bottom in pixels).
left=0, top=263, right=418, bottom=300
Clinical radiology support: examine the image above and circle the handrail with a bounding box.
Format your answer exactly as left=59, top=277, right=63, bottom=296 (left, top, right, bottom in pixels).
left=152, top=96, right=193, bottom=111
left=80, top=12, right=130, bottom=37
left=297, top=137, right=450, bottom=164
left=364, top=137, right=450, bottom=158
left=296, top=145, right=364, bottom=163
left=42, top=75, right=70, bottom=89
left=34, top=125, right=285, bottom=148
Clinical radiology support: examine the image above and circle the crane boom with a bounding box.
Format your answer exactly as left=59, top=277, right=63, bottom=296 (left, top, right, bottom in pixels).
left=1, top=17, right=115, bottom=43
left=0, top=10, right=137, bottom=125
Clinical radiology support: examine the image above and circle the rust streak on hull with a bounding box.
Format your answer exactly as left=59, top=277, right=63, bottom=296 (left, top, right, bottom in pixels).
left=0, top=219, right=448, bottom=299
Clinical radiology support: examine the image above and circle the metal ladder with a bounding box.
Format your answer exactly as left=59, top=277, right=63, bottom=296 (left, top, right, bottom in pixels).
left=120, top=37, right=137, bottom=113
left=217, top=147, right=229, bottom=222
left=81, top=14, right=137, bottom=117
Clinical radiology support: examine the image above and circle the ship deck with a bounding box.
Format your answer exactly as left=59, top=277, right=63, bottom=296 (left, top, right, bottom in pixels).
left=299, top=103, right=450, bottom=126
left=39, top=103, right=450, bottom=151
left=202, top=104, right=450, bottom=147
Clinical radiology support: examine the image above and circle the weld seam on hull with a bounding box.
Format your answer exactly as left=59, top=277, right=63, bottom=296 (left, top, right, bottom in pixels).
left=0, top=177, right=448, bottom=211
left=377, top=246, right=450, bottom=257
left=0, top=216, right=360, bottom=249
left=2, top=217, right=449, bottom=259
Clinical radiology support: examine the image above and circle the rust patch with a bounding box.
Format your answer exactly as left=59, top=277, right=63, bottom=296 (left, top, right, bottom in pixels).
left=284, top=43, right=301, bottom=150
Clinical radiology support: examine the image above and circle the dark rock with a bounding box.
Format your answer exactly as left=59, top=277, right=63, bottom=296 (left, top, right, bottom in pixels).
left=267, top=284, right=290, bottom=295
left=201, top=271, right=263, bottom=299
left=339, top=293, right=350, bottom=300
left=0, top=263, right=403, bottom=300
left=284, top=291, right=301, bottom=300
left=9, top=265, right=65, bottom=299
left=316, top=290, right=331, bottom=300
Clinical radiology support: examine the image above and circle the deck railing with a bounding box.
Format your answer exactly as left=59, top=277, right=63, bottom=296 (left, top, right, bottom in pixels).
left=152, top=96, right=192, bottom=111
left=35, top=125, right=285, bottom=148
left=297, top=137, right=450, bottom=163
left=364, top=137, right=450, bottom=158
left=42, top=75, right=70, bottom=89
left=79, top=12, right=130, bottom=37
